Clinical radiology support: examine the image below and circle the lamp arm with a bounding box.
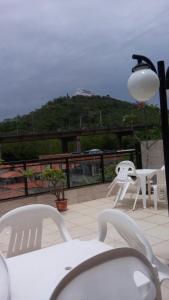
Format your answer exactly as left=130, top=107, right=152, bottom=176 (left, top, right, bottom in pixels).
left=132, top=54, right=157, bottom=73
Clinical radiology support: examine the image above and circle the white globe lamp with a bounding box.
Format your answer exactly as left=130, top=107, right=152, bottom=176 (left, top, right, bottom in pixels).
left=128, top=66, right=160, bottom=102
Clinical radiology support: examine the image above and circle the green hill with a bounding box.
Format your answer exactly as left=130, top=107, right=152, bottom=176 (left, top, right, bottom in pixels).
left=0, top=95, right=160, bottom=132
left=0, top=95, right=161, bottom=160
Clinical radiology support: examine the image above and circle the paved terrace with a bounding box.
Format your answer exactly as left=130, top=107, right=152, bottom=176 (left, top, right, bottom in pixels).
left=0, top=183, right=169, bottom=299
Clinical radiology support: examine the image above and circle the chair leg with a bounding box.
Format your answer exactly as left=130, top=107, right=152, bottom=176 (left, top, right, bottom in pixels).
left=147, top=178, right=152, bottom=203
left=107, top=181, right=114, bottom=190
left=113, top=182, right=130, bottom=208
left=106, top=182, right=116, bottom=197
left=118, top=182, right=130, bottom=201
left=132, top=188, right=140, bottom=211
left=113, top=185, right=123, bottom=208
left=106, top=188, right=112, bottom=197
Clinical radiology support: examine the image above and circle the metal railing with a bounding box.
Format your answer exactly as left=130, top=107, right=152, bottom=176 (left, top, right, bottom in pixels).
left=0, top=148, right=139, bottom=201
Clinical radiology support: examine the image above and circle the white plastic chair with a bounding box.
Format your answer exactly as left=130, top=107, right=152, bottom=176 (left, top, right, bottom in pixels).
left=0, top=253, right=11, bottom=300
left=97, top=209, right=169, bottom=284
left=107, top=161, right=136, bottom=196
left=147, top=170, right=166, bottom=209
left=50, top=247, right=161, bottom=300
left=107, top=162, right=141, bottom=210
left=0, top=204, right=72, bottom=257
left=107, top=161, right=136, bottom=197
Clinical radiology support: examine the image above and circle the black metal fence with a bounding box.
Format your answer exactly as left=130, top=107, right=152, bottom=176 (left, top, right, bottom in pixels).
left=0, top=148, right=140, bottom=201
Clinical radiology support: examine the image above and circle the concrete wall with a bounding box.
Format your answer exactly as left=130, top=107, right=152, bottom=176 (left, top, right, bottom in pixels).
left=141, top=139, right=164, bottom=168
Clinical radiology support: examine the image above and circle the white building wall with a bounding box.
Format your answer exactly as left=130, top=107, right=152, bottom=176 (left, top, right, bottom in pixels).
left=141, top=139, right=164, bottom=169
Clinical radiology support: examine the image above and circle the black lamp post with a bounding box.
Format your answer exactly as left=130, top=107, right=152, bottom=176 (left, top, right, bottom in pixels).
left=128, top=54, right=169, bottom=213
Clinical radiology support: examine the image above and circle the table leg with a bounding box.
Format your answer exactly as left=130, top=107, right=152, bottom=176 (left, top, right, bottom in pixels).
left=140, top=176, right=146, bottom=208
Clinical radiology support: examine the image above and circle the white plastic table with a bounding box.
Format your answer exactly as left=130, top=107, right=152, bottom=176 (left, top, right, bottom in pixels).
left=136, top=169, right=157, bottom=208
left=7, top=239, right=112, bottom=300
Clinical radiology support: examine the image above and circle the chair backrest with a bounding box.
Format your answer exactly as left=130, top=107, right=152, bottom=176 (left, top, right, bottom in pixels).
left=97, top=209, right=153, bottom=263
left=50, top=248, right=161, bottom=300
left=0, top=253, right=11, bottom=300
left=0, top=204, right=72, bottom=257
left=118, top=160, right=135, bottom=167
left=115, top=161, right=136, bottom=179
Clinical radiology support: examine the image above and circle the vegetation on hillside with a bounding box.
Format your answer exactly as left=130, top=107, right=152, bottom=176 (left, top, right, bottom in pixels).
left=0, top=95, right=162, bottom=161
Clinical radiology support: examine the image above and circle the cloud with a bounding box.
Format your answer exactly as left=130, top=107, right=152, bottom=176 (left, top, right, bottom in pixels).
left=0, top=0, right=169, bottom=120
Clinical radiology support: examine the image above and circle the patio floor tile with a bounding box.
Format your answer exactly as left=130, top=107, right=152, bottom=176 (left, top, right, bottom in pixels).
left=143, top=214, right=169, bottom=225
left=152, top=240, right=169, bottom=261
left=146, top=225, right=169, bottom=241
left=127, top=210, right=155, bottom=220
left=161, top=286, right=169, bottom=300
left=144, top=233, right=164, bottom=246
left=136, top=219, right=158, bottom=230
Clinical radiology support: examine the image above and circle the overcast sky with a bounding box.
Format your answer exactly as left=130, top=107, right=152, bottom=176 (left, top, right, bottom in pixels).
left=0, top=0, right=169, bottom=121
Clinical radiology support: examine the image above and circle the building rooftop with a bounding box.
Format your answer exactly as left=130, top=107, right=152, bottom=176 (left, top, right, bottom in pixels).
left=73, top=88, right=95, bottom=97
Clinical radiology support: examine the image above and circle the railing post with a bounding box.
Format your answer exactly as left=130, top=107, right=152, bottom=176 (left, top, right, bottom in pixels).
left=23, top=162, right=28, bottom=196
left=100, top=154, right=105, bottom=183
left=66, top=158, right=70, bottom=188
left=135, top=142, right=142, bottom=168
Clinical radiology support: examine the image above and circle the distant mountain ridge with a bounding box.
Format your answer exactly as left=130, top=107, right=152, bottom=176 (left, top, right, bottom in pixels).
left=0, top=95, right=159, bottom=134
